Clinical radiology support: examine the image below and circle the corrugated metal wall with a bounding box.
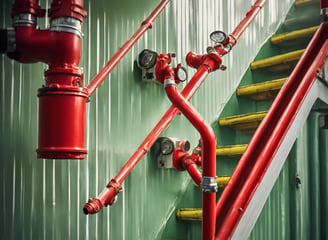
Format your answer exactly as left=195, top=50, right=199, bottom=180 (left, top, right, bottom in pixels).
left=249, top=111, right=328, bottom=239
left=0, top=0, right=296, bottom=239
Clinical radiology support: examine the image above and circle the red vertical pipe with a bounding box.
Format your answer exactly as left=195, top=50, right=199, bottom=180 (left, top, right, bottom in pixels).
left=165, top=85, right=216, bottom=240
left=321, top=0, right=328, bottom=10
left=86, top=0, right=170, bottom=96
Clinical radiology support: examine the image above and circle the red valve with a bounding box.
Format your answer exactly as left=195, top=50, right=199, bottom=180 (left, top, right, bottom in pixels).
left=155, top=53, right=186, bottom=84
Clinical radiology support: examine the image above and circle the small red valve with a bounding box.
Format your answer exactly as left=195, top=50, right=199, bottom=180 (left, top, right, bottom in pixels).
left=155, top=53, right=187, bottom=84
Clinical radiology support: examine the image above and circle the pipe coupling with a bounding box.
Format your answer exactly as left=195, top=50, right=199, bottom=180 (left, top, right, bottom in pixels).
left=164, top=78, right=176, bottom=87
left=201, top=176, right=218, bottom=193
left=50, top=17, right=83, bottom=38
left=106, top=179, right=122, bottom=205
left=13, top=13, right=37, bottom=26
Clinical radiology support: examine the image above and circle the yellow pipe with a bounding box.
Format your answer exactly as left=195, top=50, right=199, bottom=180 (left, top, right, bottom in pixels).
left=271, top=26, right=318, bottom=45
left=219, top=111, right=267, bottom=127
left=237, top=78, right=287, bottom=97
left=216, top=176, right=230, bottom=188
left=216, top=144, right=247, bottom=156
left=176, top=208, right=202, bottom=221
left=250, top=49, right=305, bottom=70
left=295, top=0, right=319, bottom=6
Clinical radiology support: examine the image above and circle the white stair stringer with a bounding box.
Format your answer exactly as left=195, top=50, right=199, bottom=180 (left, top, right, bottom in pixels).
left=231, top=78, right=328, bottom=240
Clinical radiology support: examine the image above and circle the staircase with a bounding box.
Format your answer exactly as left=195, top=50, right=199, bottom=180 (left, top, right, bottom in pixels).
left=160, top=1, right=328, bottom=239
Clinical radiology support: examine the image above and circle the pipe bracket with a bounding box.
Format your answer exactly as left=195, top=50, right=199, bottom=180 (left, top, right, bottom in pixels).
left=201, top=176, right=218, bottom=193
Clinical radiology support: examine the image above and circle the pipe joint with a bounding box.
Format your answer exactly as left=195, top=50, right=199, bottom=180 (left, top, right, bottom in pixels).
left=11, top=0, right=46, bottom=17
left=186, top=52, right=204, bottom=69
left=106, top=179, right=122, bottom=205
left=182, top=156, right=197, bottom=170
left=49, top=0, right=87, bottom=22
left=50, top=17, right=83, bottom=38
left=13, top=13, right=37, bottom=26
left=164, top=78, right=176, bottom=87
left=201, top=176, right=218, bottom=193
left=172, top=149, right=190, bottom=171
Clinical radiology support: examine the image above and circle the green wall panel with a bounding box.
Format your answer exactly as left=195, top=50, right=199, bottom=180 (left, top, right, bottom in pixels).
left=0, top=0, right=296, bottom=239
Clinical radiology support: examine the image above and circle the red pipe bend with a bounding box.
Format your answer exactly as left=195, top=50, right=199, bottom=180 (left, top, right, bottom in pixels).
left=164, top=85, right=216, bottom=176
left=164, top=83, right=216, bottom=240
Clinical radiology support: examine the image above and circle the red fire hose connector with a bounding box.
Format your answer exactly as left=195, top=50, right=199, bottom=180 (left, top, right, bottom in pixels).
left=83, top=179, right=122, bottom=214
left=155, top=53, right=187, bottom=84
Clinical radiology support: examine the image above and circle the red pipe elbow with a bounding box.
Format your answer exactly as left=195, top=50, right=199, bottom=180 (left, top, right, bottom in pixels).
left=186, top=52, right=204, bottom=69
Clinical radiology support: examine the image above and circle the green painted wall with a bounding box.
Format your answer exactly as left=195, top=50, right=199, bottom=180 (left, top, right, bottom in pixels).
left=0, top=0, right=297, bottom=239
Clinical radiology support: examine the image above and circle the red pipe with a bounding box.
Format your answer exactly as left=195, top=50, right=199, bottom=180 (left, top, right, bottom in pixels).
left=8, top=0, right=87, bottom=159
left=215, top=23, right=328, bottom=240
left=172, top=149, right=202, bottom=186
left=85, top=0, right=170, bottom=96
left=229, top=0, right=266, bottom=42
left=165, top=83, right=217, bottom=240
left=83, top=64, right=210, bottom=214
left=85, top=0, right=267, bottom=216
left=321, top=0, right=328, bottom=11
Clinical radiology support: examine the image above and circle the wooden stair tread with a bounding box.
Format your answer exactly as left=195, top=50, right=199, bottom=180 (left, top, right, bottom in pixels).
left=219, top=111, right=267, bottom=131
left=216, top=144, right=248, bottom=157
left=250, top=49, right=305, bottom=72
left=270, top=26, right=318, bottom=45
left=237, top=78, right=287, bottom=101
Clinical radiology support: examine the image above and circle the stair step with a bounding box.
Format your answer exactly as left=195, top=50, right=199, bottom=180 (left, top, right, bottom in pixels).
left=216, top=176, right=230, bottom=188
left=178, top=176, right=231, bottom=221
left=216, top=144, right=247, bottom=157
left=237, top=78, right=287, bottom=101
left=250, top=49, right=305, bottom=72
left=219, top=111, right=267, bottom=131
left=295, top=0, right=319, bottom=6
left=176, top=208, right=202, bottom=221
left=270, top=26, right=318, bottom=45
